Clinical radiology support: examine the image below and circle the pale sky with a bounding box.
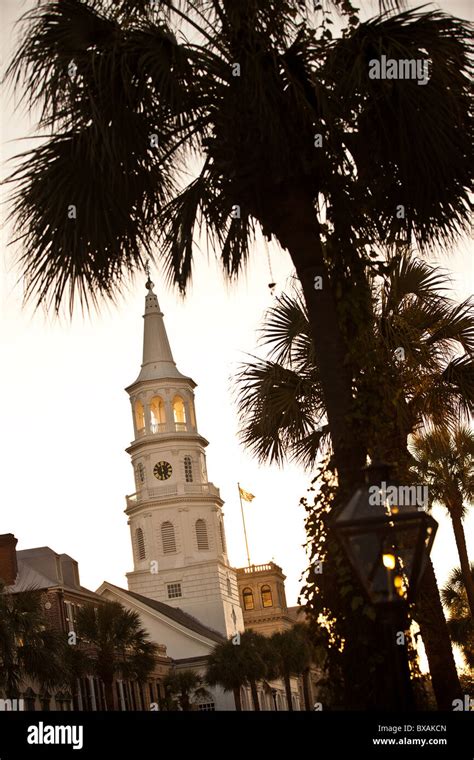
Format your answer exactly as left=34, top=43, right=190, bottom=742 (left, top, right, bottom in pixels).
left=1, top=0, right=472, bottom=623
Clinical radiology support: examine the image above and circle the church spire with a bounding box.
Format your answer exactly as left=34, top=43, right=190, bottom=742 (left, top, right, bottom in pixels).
left=132, top=277, right=187, bottom=384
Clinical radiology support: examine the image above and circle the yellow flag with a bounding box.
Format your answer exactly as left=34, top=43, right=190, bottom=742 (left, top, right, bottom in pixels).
left=239, top=486, right=255, bottom=503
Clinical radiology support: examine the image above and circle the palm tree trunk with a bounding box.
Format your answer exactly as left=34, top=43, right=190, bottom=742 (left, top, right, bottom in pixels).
left=233, top=686, right=242, bottom=711
left=450, top=509, right=474, bottom=618
left=267, top=186, right=365, bottom=492
left=415, top=560, right=462, bottom=709
left=249, top=679, right=260, bottom=711
left=284, top=673, right=293, bottom=711
left=302, top=668, right=312, bottom=711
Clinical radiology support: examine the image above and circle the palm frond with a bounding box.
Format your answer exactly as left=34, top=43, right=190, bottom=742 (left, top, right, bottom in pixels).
left=235, top=357, right=324, bottom=465
left=324, top=9, right=473, bottom=251
left=259, top=289, right=314, bottom=368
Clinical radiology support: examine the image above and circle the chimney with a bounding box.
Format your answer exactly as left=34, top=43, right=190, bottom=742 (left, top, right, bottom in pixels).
left=0, top=534, right=18, bottom=586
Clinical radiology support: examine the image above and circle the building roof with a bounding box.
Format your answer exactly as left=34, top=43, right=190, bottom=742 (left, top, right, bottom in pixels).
left=173, top=655, right=209, bottom=666
left=8, top=554, right=101, bottom=602
left=104, top=583, right=225, bottom=645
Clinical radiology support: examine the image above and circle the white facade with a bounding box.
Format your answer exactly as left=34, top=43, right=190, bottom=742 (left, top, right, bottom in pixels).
left=97, top=582, right=236, bottom=711
left=124, top=278, right=244, bottom=638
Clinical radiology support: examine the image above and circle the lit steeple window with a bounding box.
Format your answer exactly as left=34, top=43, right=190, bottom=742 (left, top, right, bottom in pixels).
left=173, top=396, right=186, bottom=431
left=150, top=396, right=165, bottom=433
left=135, top=400, right=145, bottom=433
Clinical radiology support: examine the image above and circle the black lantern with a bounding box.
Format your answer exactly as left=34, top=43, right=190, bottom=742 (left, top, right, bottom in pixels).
left=331, top=464, right=438, bottom=606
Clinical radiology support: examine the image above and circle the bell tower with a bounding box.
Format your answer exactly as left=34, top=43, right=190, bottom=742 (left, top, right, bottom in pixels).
left=124, top=277, right=244, bottom=637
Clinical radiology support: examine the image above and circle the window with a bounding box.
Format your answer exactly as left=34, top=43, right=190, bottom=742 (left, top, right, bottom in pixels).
left=195, top=519, right=209, bottom=550
left=173, top=396, right=186, bottom=430
left=150, top=396, right=165, bottom=432
left=161, top=522, right=176, bottom=554
left=197, top=702, right=215, bottom=711
left=227, top=577, right=232, bottom=596
left=40, top=693, right=51, bottom=711
left=136, top=528, right=146, bottom=560
left=167, top=582, right=182, bottom=599
left=135, top=400, right=145, bottom=432
left=219, top=520, right=227, bottom=553
left=242, top=587, right=254, bottom=610
left=184, top=456, right=193, bottom=482
left=64, top=601, right=77, bottom=633
left=261, top=585, right=273, bottom=608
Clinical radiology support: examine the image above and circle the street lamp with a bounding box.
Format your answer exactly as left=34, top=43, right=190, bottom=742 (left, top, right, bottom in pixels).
left=330, top=463, right=438, bottom=710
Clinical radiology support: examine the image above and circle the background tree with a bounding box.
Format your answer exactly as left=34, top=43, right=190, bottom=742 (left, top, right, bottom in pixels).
left=75, top=600, right=158, bottom=710
left=206, top=630, right=270, bottom=711
left=410, top=427, right=474, bottom=617
left=0, top=584, right=66, bottom=698
left=269, top=627, right=313, bottom=711
left=162, top=669, right=212, bottom=711
left=441, top=566, right=474, bottom=670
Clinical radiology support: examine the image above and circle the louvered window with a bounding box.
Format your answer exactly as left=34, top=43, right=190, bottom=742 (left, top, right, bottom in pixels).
left=184, top=456, right=193, bottom=482
left=196, top=519, right=209, bottom=550
left=136, top=528, right=146, bottom=560
left=161, top=522, right=176, bottom=554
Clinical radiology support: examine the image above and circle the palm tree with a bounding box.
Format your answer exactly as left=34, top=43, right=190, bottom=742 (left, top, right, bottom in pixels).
left=293, top=622, right=328, bottom=711
left=6, top=0, right=472, bottom=496
left=269, top=627, right=313, bottom=711
left=441, top=566, right=474, bottom=670
left=410, top=429, right=474, bottom=618
left=206, top=630, right=269, bottom=711
left=0, top=583, right=66, bottom=699
left=236, top=254, right=472, bottom=707
left=75, top=600, right=158, bottom=710
left=163, top=669, right=211, bottom=711
left=236, top=255, right=473, bottom=468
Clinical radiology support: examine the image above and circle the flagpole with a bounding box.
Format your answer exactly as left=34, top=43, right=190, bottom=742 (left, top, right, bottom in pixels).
left=238, top=482, right=252, bottom=567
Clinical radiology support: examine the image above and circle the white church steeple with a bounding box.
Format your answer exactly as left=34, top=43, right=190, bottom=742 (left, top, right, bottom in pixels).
left=124, top=280, right=244, bottom=638
left=133, top=277, right=186, bottom=383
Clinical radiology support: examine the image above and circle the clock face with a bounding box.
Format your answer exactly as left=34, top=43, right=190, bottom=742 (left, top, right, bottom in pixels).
left=137, top=463, right=145, bottom=483
left=153, top=461, right=173, bottom=480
